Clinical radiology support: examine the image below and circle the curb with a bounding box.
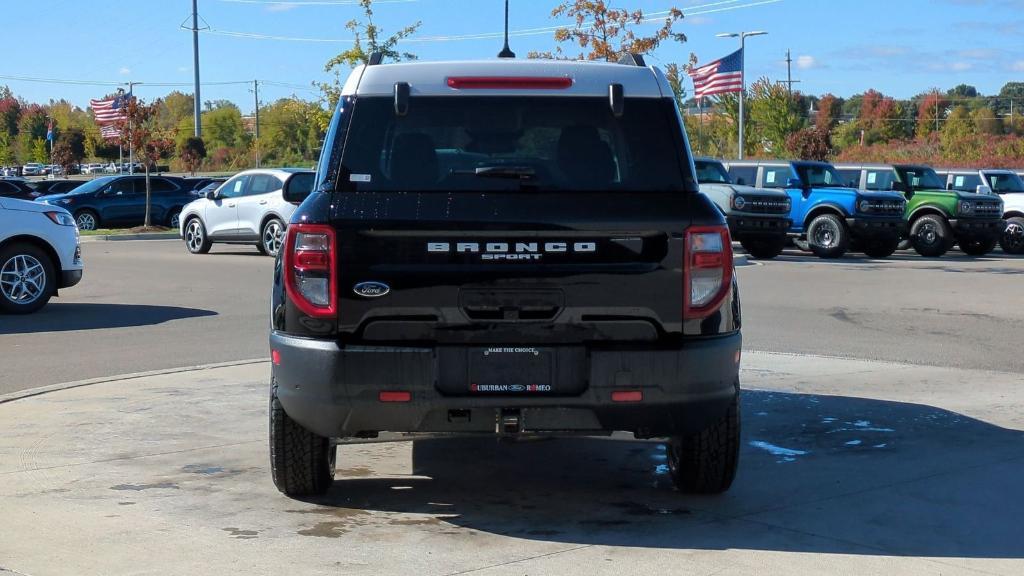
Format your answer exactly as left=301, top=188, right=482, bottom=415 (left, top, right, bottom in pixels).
left=80, top=233, right=179, bottom=242
left=0, top=358, right=268, bottom=405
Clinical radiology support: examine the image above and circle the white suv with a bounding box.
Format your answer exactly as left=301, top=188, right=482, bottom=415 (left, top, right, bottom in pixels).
left=0, top=196, right=83, bottom=314
left=179, top=168, right=312, bottom=256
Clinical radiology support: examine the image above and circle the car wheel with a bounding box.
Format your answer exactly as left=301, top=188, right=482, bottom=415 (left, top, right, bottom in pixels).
left=184, top=217, right=212, bottom=254
left=740, top=236, right=786, bottom=259
left=260, top=218, right=285, bottom=257
left=167, top=208, right=182, bottom=229
left=862, top=237, right=899, bottom=259
left=1000, top=217, right=1024, bottom=255
left=667, top=396, right=740, bottom=494
left=910, top=214, right=952, bottom=257
left=270, top=385, right=335, bottom=497
left=960, top=237, right=998, bottom=256
left=74, top=210, right=99, bottom=232
left=0, top=243, right=55, bottom=314
left=806, top=214, right=849, bottom=259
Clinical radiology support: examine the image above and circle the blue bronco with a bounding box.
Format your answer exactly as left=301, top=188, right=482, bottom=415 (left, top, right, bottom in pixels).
left=725, top=160, right=907, bottom=259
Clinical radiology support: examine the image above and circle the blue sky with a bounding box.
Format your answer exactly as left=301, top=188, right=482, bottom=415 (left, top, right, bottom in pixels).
left=2, top=0, right=1021, bottom=112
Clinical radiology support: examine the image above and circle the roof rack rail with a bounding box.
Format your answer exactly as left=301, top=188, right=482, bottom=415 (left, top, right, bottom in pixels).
left=368, top=52, right=384, bottom=66
left=617, top=53, right=646, bottom=67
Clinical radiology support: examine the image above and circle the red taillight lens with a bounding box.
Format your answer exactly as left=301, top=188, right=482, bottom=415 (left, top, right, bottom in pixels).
left=283, top=224, right=337, bottom=318
left=446, top=76, right=573, bottom=90
left=684, top=226, right=733, bottom=319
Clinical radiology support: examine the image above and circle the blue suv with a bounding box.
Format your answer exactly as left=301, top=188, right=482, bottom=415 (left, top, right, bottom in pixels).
left=725, top=160, right=907, bottom=258
left=36, top=175, right=196, bottom=231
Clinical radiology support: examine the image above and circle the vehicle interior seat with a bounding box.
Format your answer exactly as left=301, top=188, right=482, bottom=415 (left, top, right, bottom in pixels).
left=557, top=125, right=615, bottom=188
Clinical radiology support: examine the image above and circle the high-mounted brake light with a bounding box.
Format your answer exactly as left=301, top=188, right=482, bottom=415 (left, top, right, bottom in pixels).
left=446, top=76, right=573, bottom=90
left=283, top=224, right=337, bottom=318
left=683, top=226, right=733, bottom=319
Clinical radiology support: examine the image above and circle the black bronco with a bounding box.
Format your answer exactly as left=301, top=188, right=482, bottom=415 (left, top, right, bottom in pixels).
left=269, top=55, right=742, bottom=497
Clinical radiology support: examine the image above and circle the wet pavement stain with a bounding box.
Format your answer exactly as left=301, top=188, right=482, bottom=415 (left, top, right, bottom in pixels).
left=182, top=464, right=226, bottom=475
left=222, top=527, right=259, bottom=540
left=388, top=517, right=444, bottom=527
left=110, top=482, right=179, bottom=491
left=610, top=501, right=690, bottom=516
left=336, top=466, right=374, bottom=478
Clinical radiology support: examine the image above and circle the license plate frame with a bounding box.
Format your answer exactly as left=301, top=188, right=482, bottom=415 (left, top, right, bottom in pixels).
left=468, top=347, right=554, bottom=394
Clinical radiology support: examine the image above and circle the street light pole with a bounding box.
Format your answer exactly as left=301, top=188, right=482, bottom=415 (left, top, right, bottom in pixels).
left=192, top=0, right=202, bottom=138
left=717, top=31, right=767, bottom=160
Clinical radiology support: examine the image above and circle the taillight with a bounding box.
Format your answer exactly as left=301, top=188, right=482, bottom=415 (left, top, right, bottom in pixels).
left=283, top=223, right=337, bottom=318
left=684, top=226, right=733, bottom=319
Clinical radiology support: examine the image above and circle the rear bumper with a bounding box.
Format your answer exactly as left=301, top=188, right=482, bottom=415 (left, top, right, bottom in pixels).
left=59, top=269, right=83, bottom=289
left=950, top=218, right=1006, bottom=240
left=845, top=216, right=907, bottom=239
left=726, top=214, right=793, bottom=239
left=271, top=331, right=742, bottom=440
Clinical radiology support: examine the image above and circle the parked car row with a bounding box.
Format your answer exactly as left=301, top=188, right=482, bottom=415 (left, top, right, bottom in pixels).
left=696, top=158, right=1019, bottom=259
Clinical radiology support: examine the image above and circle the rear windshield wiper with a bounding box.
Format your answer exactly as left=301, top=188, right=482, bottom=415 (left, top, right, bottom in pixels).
left=451, top=166, right=537, bottom=180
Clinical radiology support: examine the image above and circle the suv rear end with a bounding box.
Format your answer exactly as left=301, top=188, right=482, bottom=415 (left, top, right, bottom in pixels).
left=269, top=57, right=742, bottom=498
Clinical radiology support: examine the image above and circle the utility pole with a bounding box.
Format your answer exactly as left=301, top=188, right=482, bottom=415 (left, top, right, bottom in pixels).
left=192, top=0, right=202, bottom=137
left=717, top=31, right=768, bottom=160
left=935, top=99, right=939, bottom=133
left=252, top=80, right=261, bottom=168
left=783, top=49, right=801, bottom=96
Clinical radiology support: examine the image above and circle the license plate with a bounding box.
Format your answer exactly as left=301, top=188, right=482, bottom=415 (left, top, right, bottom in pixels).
left=468, top=347, right=553, bottom=394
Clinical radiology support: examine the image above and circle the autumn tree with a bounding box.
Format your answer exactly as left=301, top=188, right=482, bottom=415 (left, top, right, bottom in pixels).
left=538, top=2, right=685, bottom=61
left=316, top=0, right=421, bottom=111
left=786, top=127, right=831, bottom=161
left=116, top=97, right=174, bottom=228
left=916, top=90, right=947, bottom=138
left=815, top=94, right=841, bottom=131
left=972, top=106, right=1002, bottom=135
left=179, top=137, right=207, bottom=175
left=51, top=142, right=77, bottom=176
left=747, top=78, right=803, bottom=155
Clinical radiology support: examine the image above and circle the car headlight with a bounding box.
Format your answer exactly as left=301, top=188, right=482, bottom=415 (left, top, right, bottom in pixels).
left=858, top=199, right=872, bottom=213
left=732, top=195, right=747, bottom=210
left=58, top=198, right=74, bottom=205
left=44, top=211, right=76, bottom=226
left=959, top=201, right=973, bottom=215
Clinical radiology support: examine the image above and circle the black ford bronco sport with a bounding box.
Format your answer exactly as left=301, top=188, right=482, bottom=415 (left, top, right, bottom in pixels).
left=269, top=55, right=742, bottom=497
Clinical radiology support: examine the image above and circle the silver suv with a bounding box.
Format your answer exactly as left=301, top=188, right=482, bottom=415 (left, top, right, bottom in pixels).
left=178, top=168, right=312, bottom=256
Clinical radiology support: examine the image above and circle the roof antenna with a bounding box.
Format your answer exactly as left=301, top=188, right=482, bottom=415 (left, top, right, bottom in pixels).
left=497, top=0, right=515, bottom=58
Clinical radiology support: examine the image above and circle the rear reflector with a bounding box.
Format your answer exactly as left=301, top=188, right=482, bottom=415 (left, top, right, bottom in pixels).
left=446, top=76, right=573, bottom=90
left=271, top=350, right=281, bottom=366
left=611, top=390, right=643, bottom=403
left=379, top=391, right=412, bottom=403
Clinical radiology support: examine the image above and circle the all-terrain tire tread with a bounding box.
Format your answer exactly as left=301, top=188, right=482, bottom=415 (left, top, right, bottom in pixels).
left=270, top=390, right=334, bottom=497
left=670, top=400, right=740, bottom=494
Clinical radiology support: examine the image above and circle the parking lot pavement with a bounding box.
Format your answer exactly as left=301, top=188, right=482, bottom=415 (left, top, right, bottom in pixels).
left=1, top=353, right=1021, bottom=576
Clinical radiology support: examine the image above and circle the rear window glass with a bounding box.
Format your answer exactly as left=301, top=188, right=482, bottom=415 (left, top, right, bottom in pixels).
left=761, top=166, right=792, bottom=188
left=694, top=160, right=731, bottom=184
left=337, top=96, right=692, bottom=192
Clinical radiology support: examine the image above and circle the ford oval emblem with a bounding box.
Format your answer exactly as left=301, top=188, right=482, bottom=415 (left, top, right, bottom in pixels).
left=353, top=281, right=390, bottom=298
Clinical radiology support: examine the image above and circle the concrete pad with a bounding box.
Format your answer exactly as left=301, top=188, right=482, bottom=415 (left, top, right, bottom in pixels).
left=0, top=355, right=1022, bottom=576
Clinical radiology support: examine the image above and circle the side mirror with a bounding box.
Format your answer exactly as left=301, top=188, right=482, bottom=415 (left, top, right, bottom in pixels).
left=976, top=185, right=993, bottom=196
left=282, top=172, right=316, bottom=205
left=786, top=177, right=804, bottom=189
left=889, top=181, right=907, bottom=192
left=735, top=177, right=746, bottom=186
left=205, top=190, right=217, bottom=200
left=946, top=182, right=953, bottom=191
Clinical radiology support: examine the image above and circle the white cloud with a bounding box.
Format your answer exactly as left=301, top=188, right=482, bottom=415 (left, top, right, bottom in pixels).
left=266, top=2, right=298, bottom=12
left=796, top=55, right=817, bottom=69
left=949, top=61, right=973, bottom=71
left=1012, top=60, right=1024, bottom=71
left=687, top=16, right=711, bottom=25
left=118, top=67, right=131, bottom=75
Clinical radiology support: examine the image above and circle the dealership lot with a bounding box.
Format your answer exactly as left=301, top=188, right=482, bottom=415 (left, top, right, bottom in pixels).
left=1, top=240, right=1023, bottom=575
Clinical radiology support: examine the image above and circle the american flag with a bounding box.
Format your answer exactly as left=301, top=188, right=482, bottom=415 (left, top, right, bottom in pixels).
left=90, top=92, right=130, bottom=124
left=688, top=49, right=744, bottom=100
left=100, top=125, right=121, bottom=140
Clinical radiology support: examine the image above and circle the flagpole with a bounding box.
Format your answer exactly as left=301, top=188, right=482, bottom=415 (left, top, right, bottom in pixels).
left=717, top=31, right=767, bottom=160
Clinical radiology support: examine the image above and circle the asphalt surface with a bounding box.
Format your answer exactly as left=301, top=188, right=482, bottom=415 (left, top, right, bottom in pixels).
left=1, top=240, right=1023, bottom=395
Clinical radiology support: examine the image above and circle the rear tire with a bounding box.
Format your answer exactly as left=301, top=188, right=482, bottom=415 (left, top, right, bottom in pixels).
left=806, top=214, right=849, bottom=259
left=667, top=397, right=740, bottom=494
left=999, top=217, right=1024, bottom=255
left=0, top=243, right=56, bottom=314
left=861, top=237, right=899, bottom=259
left=270, top=387, right=335, bottom=497
left=960, top=237, right=998, bottom=256
left=910, top=214, right=952, bottom=257
left=740, top=236, right=786, bottom=259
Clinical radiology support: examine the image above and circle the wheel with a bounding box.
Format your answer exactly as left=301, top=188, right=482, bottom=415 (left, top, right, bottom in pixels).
left=270, top=387, right=335, bottom=497
left=861, top=237, right=899, bottom=259
left=959, top=237, right=998, bottom=256
left=260, top=218, right=285, bottom=257
left=910, top=214, right=953, bottom=257
left=1000, top=217, right=1024, bottom=255
left=167, top=208, right=182, bottom=229
left=0, top=243, right=56, bottom=314
left=184, top=217, right=212, bottom=254
left=74, top=209, right=99, bottom=232
left=739, top=236, right=786, bottom=259
left=667, top=397, right=740, bottom=494
left=806, top=214, right=849, bottom=259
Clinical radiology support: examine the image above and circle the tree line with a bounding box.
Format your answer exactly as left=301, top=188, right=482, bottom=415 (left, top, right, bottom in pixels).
left=2, top=0, right=1022, bottom=174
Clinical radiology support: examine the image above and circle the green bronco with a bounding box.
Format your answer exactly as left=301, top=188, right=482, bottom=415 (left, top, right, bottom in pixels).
left=836, top=164, right=1005, bottom=257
